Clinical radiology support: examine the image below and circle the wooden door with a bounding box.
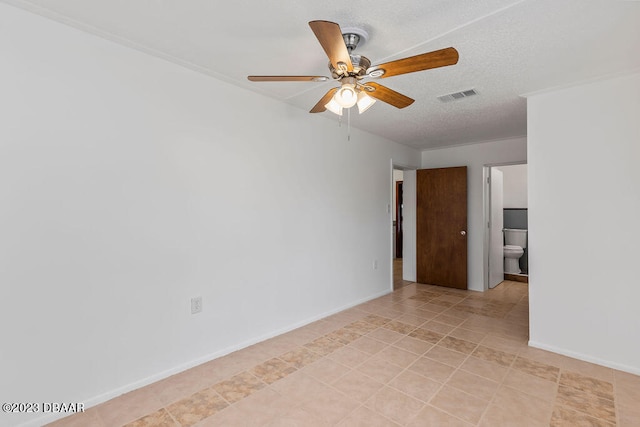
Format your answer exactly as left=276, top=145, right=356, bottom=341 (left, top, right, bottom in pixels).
left=395, top=181, right=403, bottom=258
left=417, top=166, right=467, bottom=289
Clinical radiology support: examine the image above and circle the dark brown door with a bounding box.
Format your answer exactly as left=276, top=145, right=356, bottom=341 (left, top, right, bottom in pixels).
left=417, top=166, right=467, bottom=289
left=395, top=181, right=403, bottom=258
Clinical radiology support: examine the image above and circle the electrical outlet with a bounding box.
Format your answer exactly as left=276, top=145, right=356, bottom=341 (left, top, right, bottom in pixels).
left=191, top=297, right=202, bottom=314
left=373, top=260, right=378, bottom=270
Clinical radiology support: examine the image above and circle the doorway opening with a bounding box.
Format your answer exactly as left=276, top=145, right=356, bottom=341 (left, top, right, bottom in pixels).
left=392, top=169, right=407, bottom=289
left=391, top=165, right=417, bottom=290
left=484, top=163, right=528, bottom=290
left=393, top=170, right=404, bottom=260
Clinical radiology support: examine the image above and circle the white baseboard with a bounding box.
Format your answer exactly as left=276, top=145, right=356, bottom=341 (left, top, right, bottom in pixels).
left=18, top=289, right=391, bottom=427
left=528, top=340, right=640, bottom=376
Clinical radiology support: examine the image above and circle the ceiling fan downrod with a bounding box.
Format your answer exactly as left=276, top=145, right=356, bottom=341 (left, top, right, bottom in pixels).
left=343, top=33, right=360, bottom=53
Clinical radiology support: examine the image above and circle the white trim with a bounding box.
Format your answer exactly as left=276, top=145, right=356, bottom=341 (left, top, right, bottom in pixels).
left=0, top=0, right=266, bottom=95
left=482, top=166, right=490, bottom=291
left=419, top=135, right=528, bottom=152
left=520, top=68, right=640, bottom=98
left=389, top=160, right=396, bottom=292
left=18, top=288, right=391, bottom=427
left=528, top=340, right=640, bottom=376
left=391, top=160, right=419, bottom=287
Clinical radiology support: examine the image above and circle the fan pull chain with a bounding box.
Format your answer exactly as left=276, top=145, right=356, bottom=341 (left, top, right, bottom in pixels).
left=347, top=108, right=351, bottom=141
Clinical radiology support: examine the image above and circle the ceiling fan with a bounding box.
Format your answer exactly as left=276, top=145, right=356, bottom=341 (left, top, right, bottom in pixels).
left=248, top=20, right=459, bottom=115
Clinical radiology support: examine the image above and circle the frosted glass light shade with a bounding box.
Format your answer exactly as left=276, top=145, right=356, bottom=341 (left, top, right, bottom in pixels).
left=357, top=92, right=376, bottom=114
left=324, top=98, right=343, bottom=115
left=334, top=84, right=358, bottom=108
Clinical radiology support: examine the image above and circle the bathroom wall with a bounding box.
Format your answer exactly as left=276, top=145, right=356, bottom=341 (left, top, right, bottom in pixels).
left=503, top=209, right=528, bottom=230
left=497, top=164, right=528, bottom=274
left=498, top=164, right=528, bottom=208
left=504, top=209, right=528, bottom=274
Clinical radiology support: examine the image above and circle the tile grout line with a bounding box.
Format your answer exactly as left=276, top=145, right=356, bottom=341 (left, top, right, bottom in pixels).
left=88, top=282, right=606, bottom=427
left=485, top=295, right=548, bottom=427
left=303, top=289, right=475, bottom=425
left=357, top=291, right=474, bottom=426
left=613, top=369, right=621, bottom=426
left=475, top=342, right=523, bottom=427
left=428, top=286, right=532, bottom=426
left=405, top=291, right=497, bottom=426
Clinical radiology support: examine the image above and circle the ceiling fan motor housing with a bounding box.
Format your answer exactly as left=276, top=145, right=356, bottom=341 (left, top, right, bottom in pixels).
left=327, top=28, right=371, bottom=79
left=329, top=54, right=371, bottom=79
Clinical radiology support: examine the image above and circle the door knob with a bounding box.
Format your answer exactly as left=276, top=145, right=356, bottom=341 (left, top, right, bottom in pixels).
left=460, top=231, right=466, bottom=236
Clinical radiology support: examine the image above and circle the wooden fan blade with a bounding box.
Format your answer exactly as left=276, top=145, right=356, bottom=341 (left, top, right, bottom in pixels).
left=367, top=47, right=459, bottom=78
left=310, top=88, right=338, bottom=113
left=363, top=82, right=414, bottom=109
left=248, top=76, right=329, bottom=82
left=308, top=20, right=353, bottom=73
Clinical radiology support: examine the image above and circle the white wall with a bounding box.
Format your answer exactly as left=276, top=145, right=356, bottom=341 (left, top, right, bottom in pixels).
left=421, top=138, right=527, bottom=291
left=0, top=5, right=421, bottom=426
left=496, top=164, right=528, bottom=208
left=527, top=72, right=640, bottom=374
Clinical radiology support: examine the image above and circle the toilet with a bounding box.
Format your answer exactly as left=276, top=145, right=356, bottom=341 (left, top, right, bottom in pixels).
left=504, top=228, right=527, bottom=274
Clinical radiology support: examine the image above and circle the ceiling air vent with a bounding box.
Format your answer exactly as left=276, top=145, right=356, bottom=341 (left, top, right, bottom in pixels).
left=438, top=89, right=478, bottom=103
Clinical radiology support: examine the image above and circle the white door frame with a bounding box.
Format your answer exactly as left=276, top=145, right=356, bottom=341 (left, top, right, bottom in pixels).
left=390, top=160, right=417, bottom=290
left=483, top=162, right=527, bottom=290
left=488, top=168, right=504, bottom=288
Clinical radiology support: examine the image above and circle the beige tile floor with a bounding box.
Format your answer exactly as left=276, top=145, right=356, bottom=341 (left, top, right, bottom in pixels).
left=49, top=281, right=640, bottom=427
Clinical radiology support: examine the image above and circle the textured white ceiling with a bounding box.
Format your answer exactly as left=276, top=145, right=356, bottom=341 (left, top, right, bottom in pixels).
left=4, top=0, right=640, bottom=149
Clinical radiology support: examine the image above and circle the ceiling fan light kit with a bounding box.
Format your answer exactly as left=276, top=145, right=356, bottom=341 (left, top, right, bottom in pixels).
left=333, top=77, right=358, bottom=107
left=247, top=20, right=459, bottom=117
left=334, top=86, right=356, bottom=107
left=324, top=81, right=376, bottom=115
left=324, top=98, right=343, bottom=116
left=356, top=91, right=376, bottom=114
